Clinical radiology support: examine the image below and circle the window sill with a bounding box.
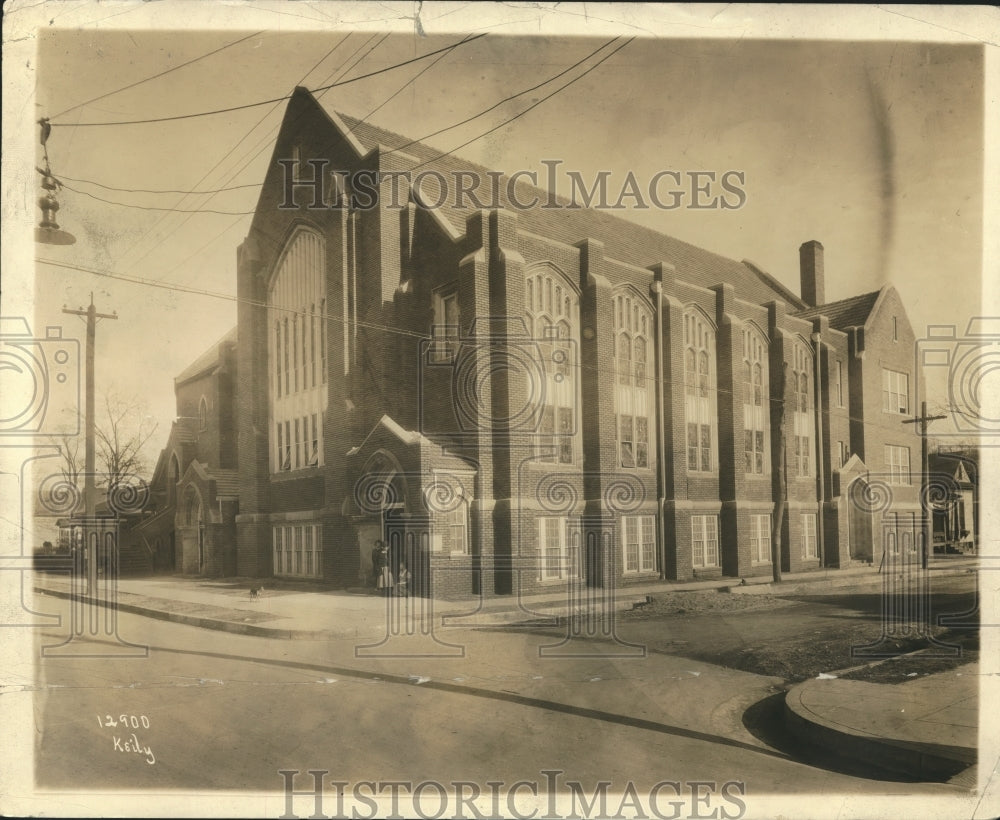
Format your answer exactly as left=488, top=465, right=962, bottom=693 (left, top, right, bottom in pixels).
left=270, top=466, right=323, bottom=481
left=537, top=576, right=580, bottom=585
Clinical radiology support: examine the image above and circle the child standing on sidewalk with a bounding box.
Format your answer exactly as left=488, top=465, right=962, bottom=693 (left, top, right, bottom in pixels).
left=395, top=563, right=411, bottom=597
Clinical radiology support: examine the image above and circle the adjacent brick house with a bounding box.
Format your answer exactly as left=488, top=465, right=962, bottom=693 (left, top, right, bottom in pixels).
left=136, top=328, right=239, bottom=576
left=163, top=87, right=925, bottom=593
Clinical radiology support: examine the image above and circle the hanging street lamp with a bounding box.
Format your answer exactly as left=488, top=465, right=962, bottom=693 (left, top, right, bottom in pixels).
left=35, top=118, right=76, bottom=246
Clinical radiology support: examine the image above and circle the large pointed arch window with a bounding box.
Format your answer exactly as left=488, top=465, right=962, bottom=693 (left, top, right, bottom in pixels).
left=614, top=291, right=654, bottom=469
left=684, top=308, right=716, bottom=473
left=269, top=227, right=328, bottom=473
left=525, top=267, right=579, bottom=464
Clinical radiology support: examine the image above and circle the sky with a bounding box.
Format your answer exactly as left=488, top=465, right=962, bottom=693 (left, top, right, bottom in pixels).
left=6, top=4, right=993, bottom=475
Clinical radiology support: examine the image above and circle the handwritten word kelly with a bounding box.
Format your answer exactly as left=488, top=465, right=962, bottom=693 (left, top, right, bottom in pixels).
left=113, top=732, right=155, bottom=765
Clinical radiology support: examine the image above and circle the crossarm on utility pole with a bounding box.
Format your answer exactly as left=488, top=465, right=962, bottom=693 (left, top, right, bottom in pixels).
left=902, top=401, right=947, bottom=569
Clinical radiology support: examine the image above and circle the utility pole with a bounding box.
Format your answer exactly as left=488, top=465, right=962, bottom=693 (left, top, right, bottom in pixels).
left=902, top=400, right=946, bottom=570
left=63, top=294, right=117, bottom=593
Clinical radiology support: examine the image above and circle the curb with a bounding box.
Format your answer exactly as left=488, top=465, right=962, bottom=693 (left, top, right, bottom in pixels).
left=783, top=678, right=975, bottom=781
left=34, top=586, right=344, bottom=640
left=33, top=586, right=652, bottom=638
left=728, top=564, right=974, bottom=596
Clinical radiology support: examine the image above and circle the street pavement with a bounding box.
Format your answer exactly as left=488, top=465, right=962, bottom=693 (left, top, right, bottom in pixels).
left=10, top=557, right=991, bottom=816
left=16, top=599, right=982, bottom=798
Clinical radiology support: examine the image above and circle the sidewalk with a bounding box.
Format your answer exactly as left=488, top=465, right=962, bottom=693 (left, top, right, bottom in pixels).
left=32, top=555, right=977, bottom=640
left=785, top=667, right=977, bottom=782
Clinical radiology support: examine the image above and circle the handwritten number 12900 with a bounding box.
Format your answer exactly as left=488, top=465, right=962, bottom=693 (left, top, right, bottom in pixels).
left=97, top=714, right=150, bottom=729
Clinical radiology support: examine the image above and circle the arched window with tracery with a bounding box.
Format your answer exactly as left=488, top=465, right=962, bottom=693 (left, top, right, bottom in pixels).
left=742, top=325, right=769, bottom=475
left=791, top=340, right=814, bottom=476
left=683, top=307, right=716, bottom=473
left=268, top=227, right=328, bottom=473
left=613, top=291, right=654, bottom=469
left=525, top=266, right=579, bottom=464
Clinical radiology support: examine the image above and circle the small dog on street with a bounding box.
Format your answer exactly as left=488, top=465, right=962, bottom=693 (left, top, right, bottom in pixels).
left=249, top=585, right=264, bottom=600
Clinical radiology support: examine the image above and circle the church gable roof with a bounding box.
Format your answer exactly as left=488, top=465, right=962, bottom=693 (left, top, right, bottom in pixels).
left=316, top=105, right=804, bottom=308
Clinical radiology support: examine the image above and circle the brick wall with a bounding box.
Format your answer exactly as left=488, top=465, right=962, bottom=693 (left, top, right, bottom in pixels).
left=225, top=89, right=928, bottom=595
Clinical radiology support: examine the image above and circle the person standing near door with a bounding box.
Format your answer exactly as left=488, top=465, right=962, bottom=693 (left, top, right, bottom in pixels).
left=372, top=539, right=393, bottom=595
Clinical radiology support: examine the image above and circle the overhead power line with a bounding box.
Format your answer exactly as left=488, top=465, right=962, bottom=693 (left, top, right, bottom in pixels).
left=408, top=37, right=636, bottom=173
left=108, top=34, right=388, bottom=275
left=50, top=34, right=488, bottom=128
left=362, top=39, right=456, bottom=121
left=108, top=34, right=354, bottom=271
left=60, top=182, right=254, bottom=215
left=386, top=36, right=624, bottom=159
left=59, top=35, right=617, bottom=201
left=50, top=31, right=266, bottom=120
left=54, top=174, right=259, bottom=196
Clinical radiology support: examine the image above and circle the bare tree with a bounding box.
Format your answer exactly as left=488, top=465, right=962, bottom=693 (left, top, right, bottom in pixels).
left=42, top=409, right=84, bottom=516
left=49, top=425, right=83, bottom=487
left=95, top=390, right=159, bottom=493
left=44, top=392, right=159, bottom=514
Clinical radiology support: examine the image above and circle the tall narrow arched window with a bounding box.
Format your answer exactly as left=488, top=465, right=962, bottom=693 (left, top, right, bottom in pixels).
left=184, top=487, right=202, bottom=527
left=742, top=325, right=769, bottom=475
left=683, top=308, right=716, bottom=473
left=167, top=453, right=180, bottom=506
left=791, top=341, right=814, bottom=476
left=268, top=227, right=328, bottom=473
left=613, top=291, right=654, bottom=469
left=198, top=396, right=208, bottom=431
left=525, top=266, right=579, bottom=464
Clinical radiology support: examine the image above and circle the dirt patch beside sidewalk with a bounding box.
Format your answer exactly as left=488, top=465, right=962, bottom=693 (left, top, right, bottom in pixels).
left=620, top=589, right=797, bottom=617
left=613, top=576, right=978, bottom=683
left=838, top=630, right=979, bottom=683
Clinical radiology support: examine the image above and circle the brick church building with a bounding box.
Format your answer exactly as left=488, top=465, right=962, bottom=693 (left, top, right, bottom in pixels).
left=152, top=87, right=925, bottom=596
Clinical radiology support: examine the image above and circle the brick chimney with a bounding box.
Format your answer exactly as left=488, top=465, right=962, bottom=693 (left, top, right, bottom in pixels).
left=799, top=240, right=825, bottom=307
